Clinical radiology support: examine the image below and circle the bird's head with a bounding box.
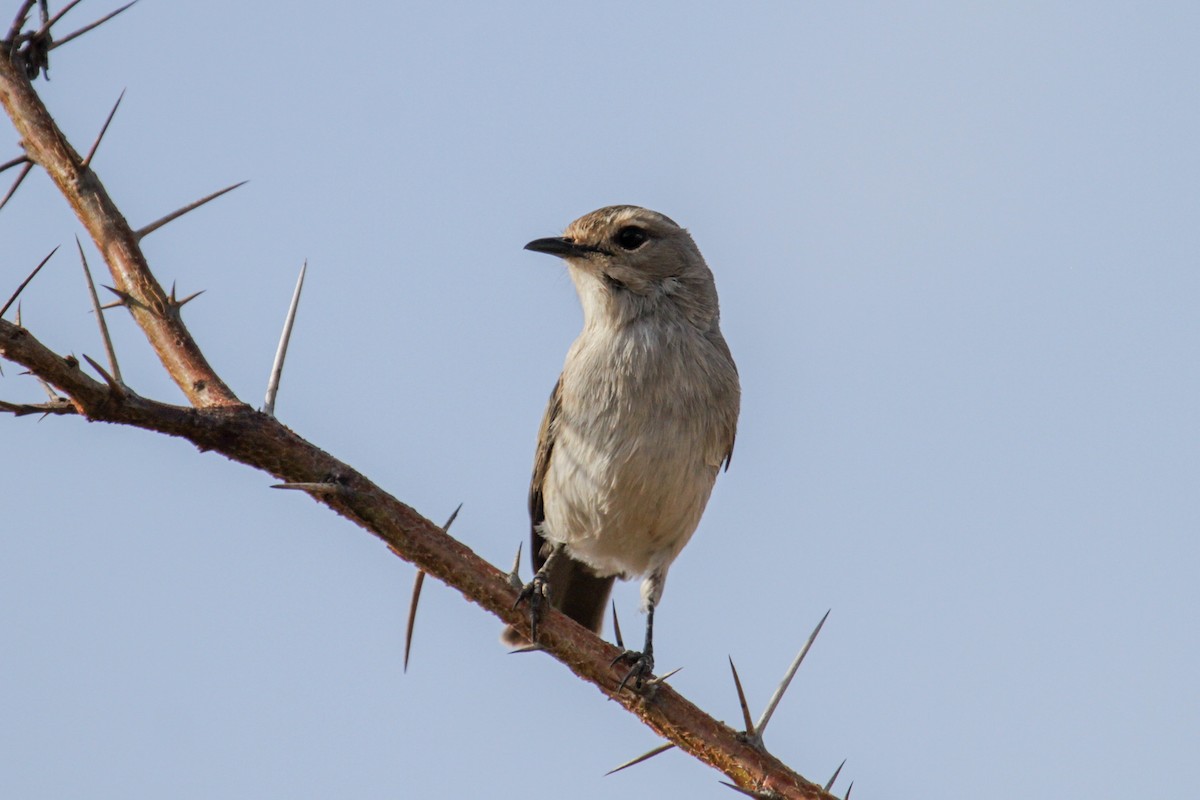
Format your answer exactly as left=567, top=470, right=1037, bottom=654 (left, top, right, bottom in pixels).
left=525, top=205, right=718, bottom=329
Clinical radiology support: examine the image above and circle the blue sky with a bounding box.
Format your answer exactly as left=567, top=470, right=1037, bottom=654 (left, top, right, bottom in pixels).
left=3, top=2, right=1198, bottom=798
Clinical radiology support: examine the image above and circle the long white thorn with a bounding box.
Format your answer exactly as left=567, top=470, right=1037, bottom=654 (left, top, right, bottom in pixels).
left=263, top=261, right=306, bottom=416
left=604, top=742, right=675, bottom=776
left=754, top=609, right=830, bottom=737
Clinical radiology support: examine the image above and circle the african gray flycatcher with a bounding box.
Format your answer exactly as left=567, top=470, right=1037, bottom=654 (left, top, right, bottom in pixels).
left=508, top=205, right=740, bottom=687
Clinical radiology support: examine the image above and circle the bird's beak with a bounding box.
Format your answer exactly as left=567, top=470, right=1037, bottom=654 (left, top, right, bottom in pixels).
left=524, top=237, right=591, bottom=259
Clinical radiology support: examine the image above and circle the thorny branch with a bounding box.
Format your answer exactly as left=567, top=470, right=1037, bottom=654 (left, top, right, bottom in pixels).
left=0, top=6, right=839, bottom=798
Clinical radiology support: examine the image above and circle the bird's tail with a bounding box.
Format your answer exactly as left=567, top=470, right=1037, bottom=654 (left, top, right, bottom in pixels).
left=502, top=553, right=615, bottom=646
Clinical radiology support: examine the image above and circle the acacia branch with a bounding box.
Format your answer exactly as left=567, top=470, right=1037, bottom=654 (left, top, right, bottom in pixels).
left=0, top=317, right=829, bottom=798
left=0, top=37, right=236, bottom=407
left=0, top=7, right=837, bottom=798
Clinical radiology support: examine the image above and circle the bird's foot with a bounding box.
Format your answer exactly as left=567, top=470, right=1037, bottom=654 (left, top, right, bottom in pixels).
left=611, top=649, right=655, bottom=693
left=512, top=572, right=550, bottom=643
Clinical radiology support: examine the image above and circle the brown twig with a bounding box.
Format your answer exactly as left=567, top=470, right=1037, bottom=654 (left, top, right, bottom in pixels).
left=0, top=315, right=833, bottom=800
left=0, top=48, right=239, bottom=407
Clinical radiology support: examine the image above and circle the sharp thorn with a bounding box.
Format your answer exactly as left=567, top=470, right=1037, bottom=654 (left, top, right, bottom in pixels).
left=269, top=481, right=342, bottom=494
left=845, top=781, right=854, bottom=800
left=134, top=179, right=248, bottom=240
left=0, top=160, right=34, bottom=212
left=6, top=1, right=36, bottom=43
left=32, top=0, right=84, bottom=38
left=507, top=643, right=544, bottom=655
left=76, top=236, right=121, bottom=384
left=402, top=505, right=461, bottom=673
left=81, top=353, right=122, bottom=394
left=728, top=657, right=755, bottom=734
left=49, top=0, right=138, bottom=50
left=81, top=88, right=125, bottom=168
left=604, top=742, right=675, bottom=776
left=717, top=780, right=766, bottom=798
left=99, top=300, right=123, bottom=310
left=174, top=289, right=205, bottom=309
left=36, top=377, right=60, bottom=401
left=442, top=502, right=463, bottom=531
left=506, top=541, right=523, bottom=591
left=753, top=609, right=831, bottom=737
left=403, top=571, right=425, bottom=673
left=611, top=600, right=624, bottom=650
left=100, top=284, right=138, bottom=307
left=1, top=245, right=58, bottom=319
left=262, top=260, right=306, bottom=416
left=825, top=759, right=847, bottom=793
left=0, top=154, right=30, bottom=174
left=14, top=301, right=21, bottom=327
left=645, top=666, right=682, bottom=687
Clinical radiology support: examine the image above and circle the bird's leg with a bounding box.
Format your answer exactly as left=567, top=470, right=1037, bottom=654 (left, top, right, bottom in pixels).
left=512, top=542, right=561, bottom=643
left=613, top=600, right=655, bottom=692
left=613, top=568, right=666, bottom=690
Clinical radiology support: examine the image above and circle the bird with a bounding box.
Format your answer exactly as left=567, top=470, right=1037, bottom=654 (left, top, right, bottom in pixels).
left=507, top=205, right=740, bottom=689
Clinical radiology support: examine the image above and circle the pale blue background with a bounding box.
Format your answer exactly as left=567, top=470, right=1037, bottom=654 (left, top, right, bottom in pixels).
left=3, top=2, right=1198, bottom=798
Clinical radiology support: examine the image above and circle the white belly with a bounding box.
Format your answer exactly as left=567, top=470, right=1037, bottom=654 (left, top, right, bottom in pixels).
left=540, top=323, right=725, bottom=578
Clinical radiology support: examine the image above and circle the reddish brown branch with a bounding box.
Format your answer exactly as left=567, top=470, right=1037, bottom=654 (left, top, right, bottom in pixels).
left=0, top=320, right=828, bottom=800
left=0, top=53, right=238, bottom=408
left=0, top=8, right=837, bottom=797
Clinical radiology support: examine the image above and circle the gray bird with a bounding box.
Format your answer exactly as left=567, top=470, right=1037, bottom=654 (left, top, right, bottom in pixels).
left=508, top=205, right=740, bottom=687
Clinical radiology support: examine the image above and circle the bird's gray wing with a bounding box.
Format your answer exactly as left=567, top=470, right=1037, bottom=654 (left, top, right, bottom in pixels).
left=527, top=376, right=561, bottom=575
left=705, top=328, right=740, bottom=471
left=527, top=376, right=614, bottom=634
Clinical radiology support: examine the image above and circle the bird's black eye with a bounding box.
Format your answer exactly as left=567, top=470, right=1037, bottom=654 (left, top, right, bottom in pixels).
left=615, top=226, right=648, bottom=251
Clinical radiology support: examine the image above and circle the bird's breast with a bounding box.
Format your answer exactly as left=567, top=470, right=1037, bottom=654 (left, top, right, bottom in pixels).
left=541, top=322, right=728, bottom=577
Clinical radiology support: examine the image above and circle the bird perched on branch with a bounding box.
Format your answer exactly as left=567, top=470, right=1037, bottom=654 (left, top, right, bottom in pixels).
left=507, top=205, right=740, bottom=688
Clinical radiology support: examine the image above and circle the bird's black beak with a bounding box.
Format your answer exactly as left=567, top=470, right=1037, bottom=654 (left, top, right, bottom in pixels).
left=524, top=237, right=592, bottom=258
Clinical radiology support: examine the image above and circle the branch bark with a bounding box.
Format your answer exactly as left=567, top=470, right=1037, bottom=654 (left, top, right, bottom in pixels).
left=1, top=12, right=835, bottom=799
left=1, top=33, right=236, bottom=407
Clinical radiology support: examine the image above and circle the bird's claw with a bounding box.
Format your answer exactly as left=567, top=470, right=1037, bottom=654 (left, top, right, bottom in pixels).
left=512, top=572, right=550, bottom=642
left=612, top=649, right=655, bottom=693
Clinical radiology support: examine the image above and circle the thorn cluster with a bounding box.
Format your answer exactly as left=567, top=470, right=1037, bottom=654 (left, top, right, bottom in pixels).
left=4, top=0, right=138, bottom=81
